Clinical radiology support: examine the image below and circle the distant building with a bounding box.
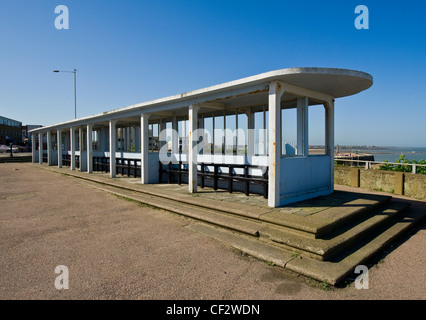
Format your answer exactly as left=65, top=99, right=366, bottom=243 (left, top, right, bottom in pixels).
left=22, top=125, right=42, bottom=141
left=0, top=116, right=22, bottom=145
left=22, top=125, right=43, bottom=151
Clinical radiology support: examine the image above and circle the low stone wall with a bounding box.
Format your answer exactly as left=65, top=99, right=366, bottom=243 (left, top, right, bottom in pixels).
left=334, top=166, right=426, bottom=201
left=404, top=173, right=426, bottom=200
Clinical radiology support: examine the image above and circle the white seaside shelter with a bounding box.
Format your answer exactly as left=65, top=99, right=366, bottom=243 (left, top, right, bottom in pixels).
left=30, top=68, right=373, bottom=207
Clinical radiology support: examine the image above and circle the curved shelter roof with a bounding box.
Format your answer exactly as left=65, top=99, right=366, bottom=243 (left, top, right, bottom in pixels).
left=30, top=67, right=373, bottom=132
left=265, top=67, right=373, bottom=98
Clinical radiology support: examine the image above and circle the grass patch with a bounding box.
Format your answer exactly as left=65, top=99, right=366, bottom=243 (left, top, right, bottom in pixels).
left=306, top=278, right=331, bottom=291
left=291, top=251, right=302, bottom=259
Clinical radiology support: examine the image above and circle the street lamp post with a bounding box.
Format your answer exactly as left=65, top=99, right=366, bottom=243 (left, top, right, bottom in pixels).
left=53, top=69, right=77, bottom=119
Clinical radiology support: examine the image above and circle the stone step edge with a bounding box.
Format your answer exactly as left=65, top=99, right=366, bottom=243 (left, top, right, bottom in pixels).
left=79, top=180, right=262, bottom=237
left=43, top=167, right=325, bottom=238
left=266, top=201, right=410, bottom=261
left=188, top=208, right=425, bottom=286
left=45, top=167, right=272, bottom=218
left=44, top=166, right=392, bottom=239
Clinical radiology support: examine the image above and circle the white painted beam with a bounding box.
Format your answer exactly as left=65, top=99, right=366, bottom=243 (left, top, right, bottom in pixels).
left=197, top=102, right=226, bottom=110
left=280, top=82, right=334, bottom=103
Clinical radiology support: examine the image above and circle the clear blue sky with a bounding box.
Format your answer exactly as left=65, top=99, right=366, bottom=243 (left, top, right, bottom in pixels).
left=0, top=0, right=425, bottom=147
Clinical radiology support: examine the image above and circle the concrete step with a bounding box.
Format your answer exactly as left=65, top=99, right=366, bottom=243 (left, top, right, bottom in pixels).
left=265, top=200, right=410, bottom=260
left=257, top=193, right=392, bottom=239
left=189, top=206, right=425, bottom=286
left=57, top=167, right=393, bottom=240
left=285, top=207, right=425, bottom=285
left=57, top=168, right=410, bottom=260
left=81, top=175, right=412, bottom=265
left=40, top=166, right=425, bottom=286
left=79, top=180, right=262, bottom=237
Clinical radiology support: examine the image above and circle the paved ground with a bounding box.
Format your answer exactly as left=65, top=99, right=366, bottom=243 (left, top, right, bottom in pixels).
left=0, top=163, right=425, bottom=300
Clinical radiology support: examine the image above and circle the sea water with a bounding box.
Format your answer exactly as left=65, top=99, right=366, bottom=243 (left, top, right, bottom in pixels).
left=354, top=147, right=426, bottom=163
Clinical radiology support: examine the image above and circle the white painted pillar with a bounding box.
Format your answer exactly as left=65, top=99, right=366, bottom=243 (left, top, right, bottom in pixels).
left=141, top=114, right=150, bottom=184
left=31, top=134, right=37, bottom=163
left=47, top=132, right=52, bottom=166
left=297, top=97, right=309, bottom=156
left=102, top=126, right=109, bottom=152
left=198, top=115, right=204, bottom=155
left=78, top=128, right=83, bottom=171
left=70, top=128, right=76, bottom=170
left=188, top=105, right=199, bottom=193
left=268, top=81, right=286, bottom=207
left=78, top=128, right=83, bottom=151
left=87, top=124, right=93, bottom=173
left=159, top=119, right=166, bottom=151
left=325, top=99, right=335, bottom=191
left=57, top=130, right=62, bottom=168
left=212, top=114, right=215, bottom=153
left=172, top=115, right=178, bottom=155
left=246, top=108, right=254, bottom=157
left=38, top=133, right=43, bottom=164
left=64, top=130, right=70, bottom=153
left=109, top=120, right=117, bottom=178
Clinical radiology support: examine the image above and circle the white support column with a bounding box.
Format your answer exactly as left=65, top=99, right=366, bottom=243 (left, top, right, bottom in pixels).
left=297, top=97, right=309, bottom=156
left=212, top=114, right=216, bottom=153
left=109, top=120, right=117, bottom=178
left=70, top=128, right=76, bottom=170
left=172, top=115, right=178, bottom=155
left=159, top=118, right=166, bottom=151
left=57, top=130, right=62, bottom=168
left=141, top=113, right=150, bottom=184
left=198, top=114, right=204, bottom=154
left=78, top=128, right=83, bottom=171
left=268, top=81, right=286, bottom=207
left=87, top=124, right=93, bottom=173
left=246, top=108, right=254, bottom=157
left=188, top=105, right=199, bottom=193
left=38, top=133, right=43, bottom=164
left=325, top=99, right=335, bottom=191
left=47, top=131, right=52, bottom=166
left=78, top=128, right=83, bottom=151
left=32, top=134, right=37, bottom=163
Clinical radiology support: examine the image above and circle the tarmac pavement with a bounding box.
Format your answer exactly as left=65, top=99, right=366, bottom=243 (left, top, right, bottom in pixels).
left=0, top=163, right=424, bottom=300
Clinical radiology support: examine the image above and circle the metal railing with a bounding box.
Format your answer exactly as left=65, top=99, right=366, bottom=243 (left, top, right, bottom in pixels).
left=335, top=158, right=426, bottom=174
